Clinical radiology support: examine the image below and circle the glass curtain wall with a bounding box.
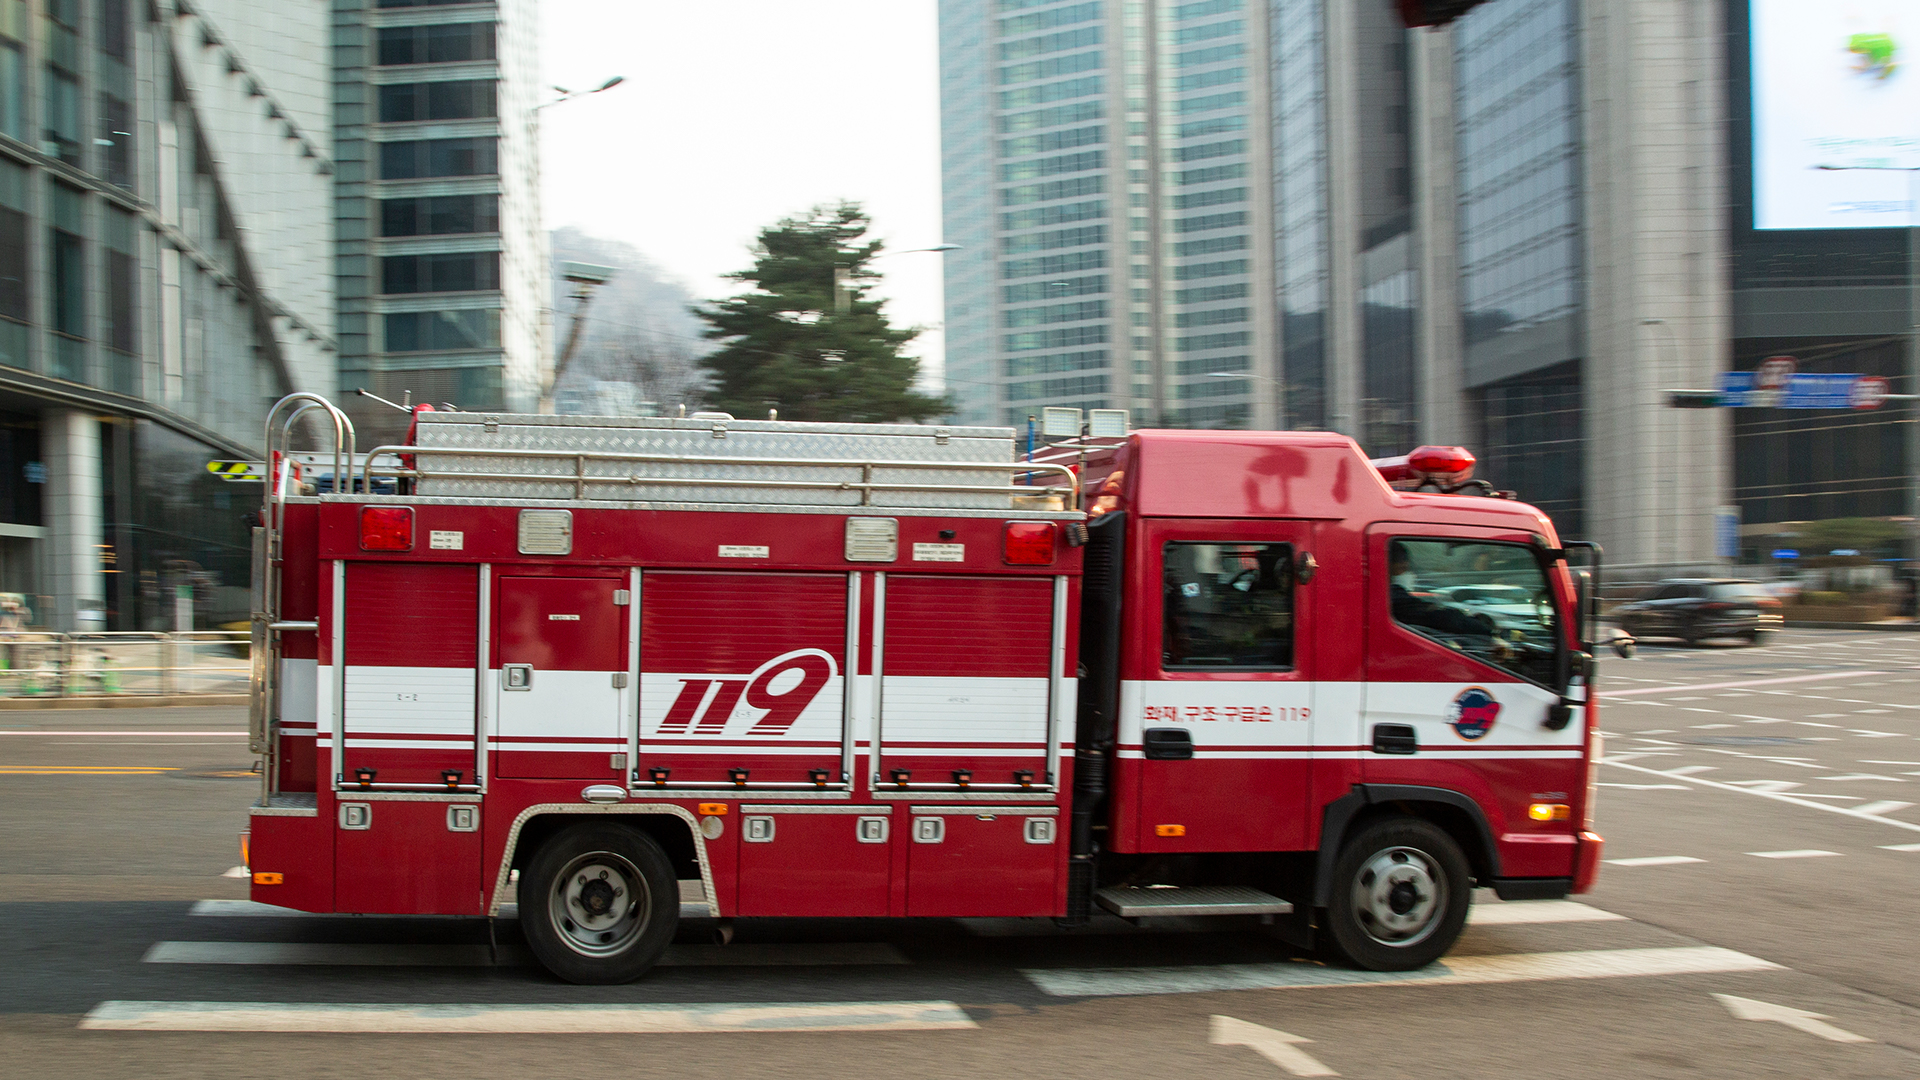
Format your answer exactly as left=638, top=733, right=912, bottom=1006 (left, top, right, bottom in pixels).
left=1271, top=0, right=1328, bottom=429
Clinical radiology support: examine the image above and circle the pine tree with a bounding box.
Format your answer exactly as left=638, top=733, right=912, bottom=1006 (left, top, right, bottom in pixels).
left=695, top=203, right=949, bottom=423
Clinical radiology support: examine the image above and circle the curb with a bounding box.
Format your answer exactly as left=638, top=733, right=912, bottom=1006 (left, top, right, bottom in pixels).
left=0, top=694, right=246, bottom=710
left=1782, top=621, right=1920, bottom=632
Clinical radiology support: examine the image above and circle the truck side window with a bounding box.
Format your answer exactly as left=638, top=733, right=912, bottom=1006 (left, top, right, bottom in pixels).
left=1388, top=538, right=1559, bottom=686
left=1162, top=542, right=1294, bottom=670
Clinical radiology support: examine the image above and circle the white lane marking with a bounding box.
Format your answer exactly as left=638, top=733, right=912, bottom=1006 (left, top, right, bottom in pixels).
left=1667, top=765, right=1717, bottom=775
left=1597, top=782, right=1691, bottom=790
left=1714, top=994, right=1872, bottom=1044
left=1466, top=901, right=1626, bottom=925
left=1815, top=773, right=1905, bottom=783
left=1848, top=731, right=1903, bottom=738
left=1863, top=760, right=1920, bottom=766
left=143, top=940, right=910, bottom=968
left=1726, top=780, right=1803, bottom=792
left=0, top=730, right=246, bottom=737
left=1606, top=856, right=1706, bottom=866
left=1211, top=1015, right=1338, bottom=1077
left=188, top=898, right=714, bottom=921
left=1604, top=760, right=1920, bottom=834
left=1851, top=801, right=1914, bottom=816
left=79, top=1000, right=978, bottom=1033
left=1881, top=843, right=1920, bottom=851
left=1020, top=947, right=1781, bottom=997
left=1601, top=672, right=1887, bottom=698
left=1746, top=850, right=1842, bottom=860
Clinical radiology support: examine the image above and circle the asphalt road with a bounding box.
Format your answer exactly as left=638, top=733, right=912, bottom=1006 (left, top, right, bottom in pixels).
left=2, top=628, right=1917, bottom=1079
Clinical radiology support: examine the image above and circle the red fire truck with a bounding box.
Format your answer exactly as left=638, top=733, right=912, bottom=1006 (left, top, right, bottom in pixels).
left=243, top=393, right=1604, bottom=984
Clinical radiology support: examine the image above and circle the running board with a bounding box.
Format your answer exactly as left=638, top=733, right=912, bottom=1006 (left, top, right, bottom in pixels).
left=1095, top=885, right=1293, bottom=918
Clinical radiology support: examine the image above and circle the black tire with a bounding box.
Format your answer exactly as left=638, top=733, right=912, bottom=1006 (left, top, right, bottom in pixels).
left=1320, top=817, right=1472, bottom=972
left=521, top=821, right=678, bottom=984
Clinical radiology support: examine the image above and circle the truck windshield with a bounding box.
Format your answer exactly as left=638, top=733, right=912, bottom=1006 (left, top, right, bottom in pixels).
left=1389, top=538, right=1560, bottom=687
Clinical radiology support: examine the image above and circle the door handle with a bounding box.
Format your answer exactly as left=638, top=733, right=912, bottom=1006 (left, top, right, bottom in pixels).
left=503, top=664, right=534, bottom=690
left=1142, top=727, right=1194, bottom=760
left=1371, top=723, right=1418, bottom=755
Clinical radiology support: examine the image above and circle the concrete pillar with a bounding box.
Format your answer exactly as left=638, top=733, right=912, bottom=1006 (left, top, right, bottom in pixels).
left=43, top=409, right=105, bottom=632
left=1410, top=25, right=1467, bottom=447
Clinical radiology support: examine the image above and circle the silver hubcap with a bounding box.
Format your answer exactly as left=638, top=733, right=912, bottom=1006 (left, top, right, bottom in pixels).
left=1352, top=845, right=1444, bottom=947
left=547, top=851, right=650, bottom=957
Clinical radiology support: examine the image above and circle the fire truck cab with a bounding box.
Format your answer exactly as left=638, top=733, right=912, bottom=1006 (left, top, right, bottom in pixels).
left=245, top=394, right=1603, bottom=983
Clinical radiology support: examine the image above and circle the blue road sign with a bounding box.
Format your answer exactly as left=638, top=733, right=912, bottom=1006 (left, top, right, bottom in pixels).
left=1718, top=371, right=1883, bottom=408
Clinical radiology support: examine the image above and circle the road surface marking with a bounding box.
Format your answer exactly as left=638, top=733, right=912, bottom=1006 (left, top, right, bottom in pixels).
left=79, top=1000, right=977, bottom=1033
left=1601, top=672, right=1887, bottom=698
left=1465, top=901, right=1626, bottom=925
left=1667, top=765, right=1717, bottom=775
left=0, top=760, right=176, bottom=768
left=0, top=731, right=245, bottom=737
left=1597, top=783, right=1691, bottom=790
left=1726, top=781, right=1803, bottom=793
left=1603, top=760, right=1920, bottom=834
left=1020, top=946, right=1780, bottom=997
left=1714, top=994, right=1872, bottom=1043
left=1605, top=856, right=1705, bottom=866
left=142, top=940, right=909, bottom=968
left=1746, top=850, right=1842, bottom=859
left=1851, top=801, right=1914, bottom=816
left=1878, top=843, right=1920, bottom=851
left=1211, top=1015, right=1338, bottom=1077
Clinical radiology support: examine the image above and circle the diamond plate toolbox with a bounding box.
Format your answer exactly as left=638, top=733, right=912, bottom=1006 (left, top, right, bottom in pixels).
left=410, top=412, right=1023, bottom=508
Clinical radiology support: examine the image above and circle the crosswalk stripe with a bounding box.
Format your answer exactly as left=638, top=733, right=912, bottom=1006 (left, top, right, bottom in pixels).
left=142, top=940, right=910, bottom=968
left=79, top=1000, right=977, bottom=1033
left=1020, top=946, right=1782, bottom=997
left=1746, top=849, right=1842, bottom=859
left=1851, top=801, right=1914, bottom=817
left=1464, top=901, right=1626, bottom=926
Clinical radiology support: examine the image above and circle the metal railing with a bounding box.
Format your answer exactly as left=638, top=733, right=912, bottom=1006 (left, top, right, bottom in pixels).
left=0, top=630, right=249, bottom=698
left=358, top=443, right=1081, bottom=510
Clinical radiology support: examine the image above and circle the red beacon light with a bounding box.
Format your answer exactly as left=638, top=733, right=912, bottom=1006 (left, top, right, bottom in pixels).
left=1371, top=446, right=1477, bottom=490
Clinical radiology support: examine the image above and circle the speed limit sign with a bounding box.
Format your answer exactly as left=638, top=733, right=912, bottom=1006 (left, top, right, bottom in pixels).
left=1851, top=375, right=1890, bottom=410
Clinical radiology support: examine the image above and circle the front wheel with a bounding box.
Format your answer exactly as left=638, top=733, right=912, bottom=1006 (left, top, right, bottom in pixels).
left=1320, top=818, right=1471, bottom=971
left=521, top=822, right=678, bottom=984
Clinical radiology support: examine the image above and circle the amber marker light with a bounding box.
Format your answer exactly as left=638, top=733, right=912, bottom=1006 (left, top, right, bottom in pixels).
left=252, top=872, right=283, bottom=885
left=1529, top=803, right=1572, bottom=822
left=697, top=803, right=728, bottom=816
left=1155, top=824, right=1187, bottom=837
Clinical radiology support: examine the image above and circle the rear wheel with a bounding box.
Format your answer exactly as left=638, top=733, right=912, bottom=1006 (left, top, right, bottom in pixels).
left=521, top=822, right=677, bottom=984
left=1320, top=818, right=1471, bottom=971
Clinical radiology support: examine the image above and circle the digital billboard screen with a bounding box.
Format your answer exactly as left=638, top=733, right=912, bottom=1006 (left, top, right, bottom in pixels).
left=1752, top=0, right=1920, bottom=230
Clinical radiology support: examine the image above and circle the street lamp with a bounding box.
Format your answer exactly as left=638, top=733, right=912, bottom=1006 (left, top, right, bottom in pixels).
left=1812, top=162, right=1920, bottom=563
left=835, top=243, right=960, bottom=313
left=1206, top=371, right=1287, bottom=429
left=535, top=75, right=627, bottom=111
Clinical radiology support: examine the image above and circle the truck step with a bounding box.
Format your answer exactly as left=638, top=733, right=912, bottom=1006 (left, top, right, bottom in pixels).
left=1095, top=885, right=1294, bottom=918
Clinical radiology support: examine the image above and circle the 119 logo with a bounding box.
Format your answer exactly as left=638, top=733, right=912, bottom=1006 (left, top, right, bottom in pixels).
left=655, top=648, right=837, bottom=736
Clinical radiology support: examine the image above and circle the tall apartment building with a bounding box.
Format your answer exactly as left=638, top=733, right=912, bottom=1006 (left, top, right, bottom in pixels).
left=333, top=0, right=544, bottom=441
left=0, top=0, right=334, bottom=629
left=941, top=0, right=1732, bottom=567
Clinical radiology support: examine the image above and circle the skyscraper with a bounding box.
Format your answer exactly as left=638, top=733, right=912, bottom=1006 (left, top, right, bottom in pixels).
left=333, top=0, right=545, bottom=441
left=0, top=0, right=335, bottom=629
left=941, top=0, right=1732, bottom=567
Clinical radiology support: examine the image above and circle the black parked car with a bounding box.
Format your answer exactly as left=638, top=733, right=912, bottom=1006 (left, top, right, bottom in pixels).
left=1611, top=579, right=1784, bottom=645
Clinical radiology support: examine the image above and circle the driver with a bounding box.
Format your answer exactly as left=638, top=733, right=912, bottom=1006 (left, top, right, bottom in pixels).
left=1389, top=544, right=1509, bottom=656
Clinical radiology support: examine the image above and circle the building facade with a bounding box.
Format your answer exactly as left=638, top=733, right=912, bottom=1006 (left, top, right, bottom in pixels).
left=939, top=0, right=1734, bottom=566
left=0, top=0, right=335, bottom=629
left=333, top=0, right=544, bottom=442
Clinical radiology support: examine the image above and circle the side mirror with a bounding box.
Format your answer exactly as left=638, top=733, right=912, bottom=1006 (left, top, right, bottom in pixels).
left=1611, top=635, right=1637, bottom=659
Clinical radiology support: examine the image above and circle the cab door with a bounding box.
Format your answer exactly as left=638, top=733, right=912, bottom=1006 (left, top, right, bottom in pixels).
left=1359, top=526, right=1585, bottom=873
left=1117, top=518, right=1315, bottom=853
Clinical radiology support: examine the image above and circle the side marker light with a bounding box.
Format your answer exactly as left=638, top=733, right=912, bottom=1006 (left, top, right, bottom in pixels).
left=252, top=872, right=283, bottom=885
left=1155, top=824, right=1187, bottom=837
left=1529, top=803, right=1572, bottom=822
left=697, top=802, right=729, bottom=816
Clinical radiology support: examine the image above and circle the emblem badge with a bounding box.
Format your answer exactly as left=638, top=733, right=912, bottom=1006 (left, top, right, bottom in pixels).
left=1445, top=686, right=1501, bottom=740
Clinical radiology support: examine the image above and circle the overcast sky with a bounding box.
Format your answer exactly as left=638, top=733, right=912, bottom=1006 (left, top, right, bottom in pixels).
left=539, top=1, right=948, bottom=384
